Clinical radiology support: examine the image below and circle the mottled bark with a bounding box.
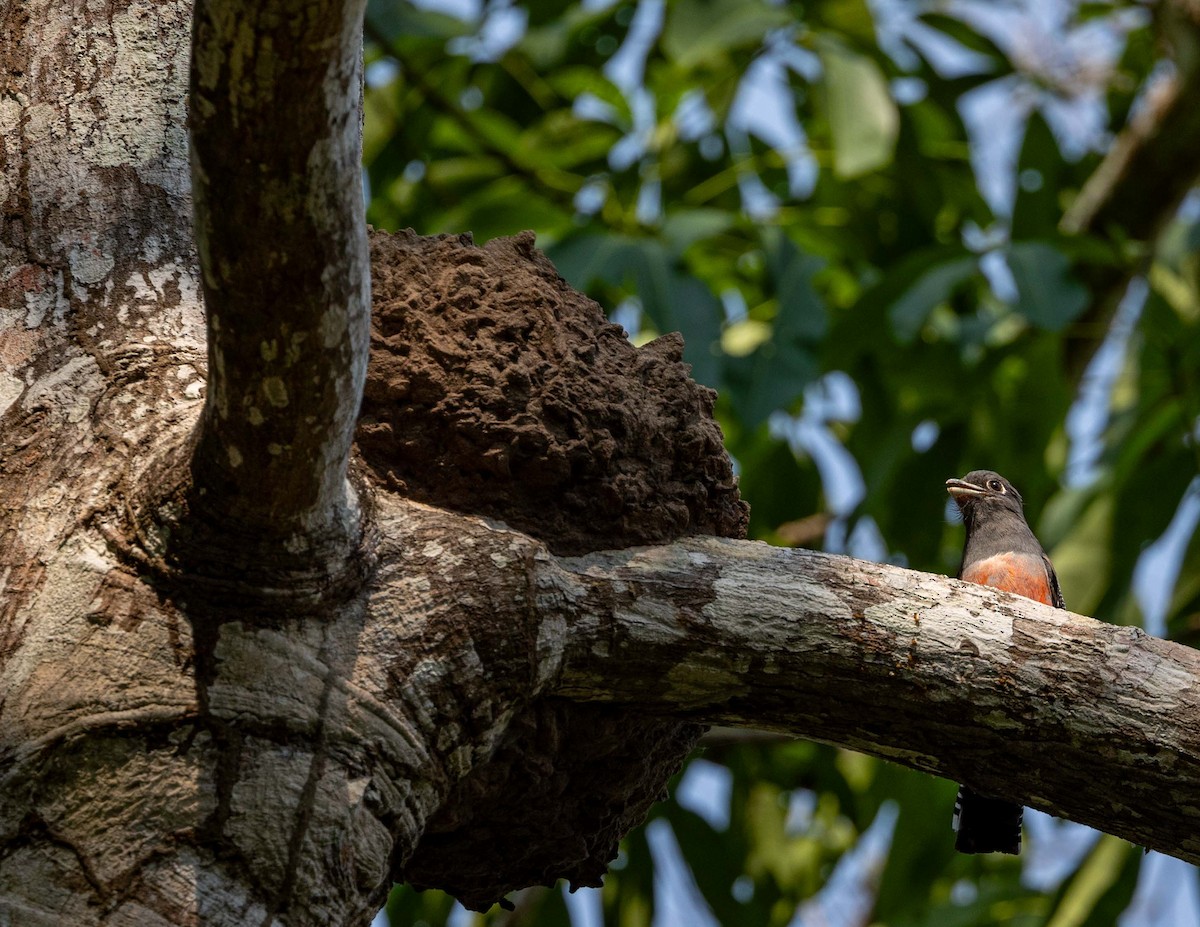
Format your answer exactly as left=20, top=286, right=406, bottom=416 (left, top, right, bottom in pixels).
left=549, top=538, right=1200, bottom=864
left=0, top=0, right=202, bottom=397
left=178, top=0, right=372, bottom=590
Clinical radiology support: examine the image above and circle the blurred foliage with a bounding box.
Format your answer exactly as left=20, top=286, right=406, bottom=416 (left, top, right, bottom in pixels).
left=363, top=0, right=1200, bottom=923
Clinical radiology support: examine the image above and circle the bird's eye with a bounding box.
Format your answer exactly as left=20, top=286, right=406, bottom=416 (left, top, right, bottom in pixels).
left=987, top=479, right=1004, bottom=492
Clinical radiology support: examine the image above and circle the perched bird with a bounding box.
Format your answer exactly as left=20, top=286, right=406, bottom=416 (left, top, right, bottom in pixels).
left=946, top=469, right=1064, bottom=854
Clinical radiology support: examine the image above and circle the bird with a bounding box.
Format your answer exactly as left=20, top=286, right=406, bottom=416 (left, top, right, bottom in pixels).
left=945, top=469, right=1064, bottom=854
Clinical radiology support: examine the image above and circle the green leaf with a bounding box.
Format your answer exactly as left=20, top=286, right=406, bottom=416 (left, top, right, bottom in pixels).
left=1012, top=113, right=1069, bottom=239
left=1044, top=836, right=1140, bottom=927
left=1165, top=493, right=1200, bottom=649
left=435, top=178, right=572, bottom=242
left=764, top=228, right=827, bottom=342
left=365, top=0, right=472, bottom=42
left=1044, top=489, right=1114, bottom=618
left=384, top=883, right=456, bottom=926
left=806, top=0, right=877, bottom=45
left=722, top=319, right=771, bottom=356
left=661, top=209, right=737, bottom=256
left=603, top=827, right=656, bottom=927
left=519, top=110, right=621, bottom=170
left=524, top=885, right=574, bottom=927
left=548, top=234, right=724, bottom=385
left=1102, top=445, right=1196, bottom=625
left=885, top=255, right=979, bottom=342
left=870, top=765, right=961, bottom=922
left=721, top=239, right=824, bottom=426
left=545, top=67, right=631, bottom=124
left=816, top=36, right=900, bottom=178
left=917, top=13, right=1006, bottom=65
left=729, top=424, right=823, bottom=540
left=664, top=809, right=752, bottom=924
left=661, top=0, right=790, bottom=70
left=1007, top=242, right=1089, bottom=331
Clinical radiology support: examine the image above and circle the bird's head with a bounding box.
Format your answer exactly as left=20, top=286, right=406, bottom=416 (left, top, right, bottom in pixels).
left=945, top=470, right=1025, bottom=524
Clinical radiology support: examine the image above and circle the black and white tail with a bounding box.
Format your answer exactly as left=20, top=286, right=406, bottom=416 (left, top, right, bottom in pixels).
left=953, top=785, right=1022, bottom=854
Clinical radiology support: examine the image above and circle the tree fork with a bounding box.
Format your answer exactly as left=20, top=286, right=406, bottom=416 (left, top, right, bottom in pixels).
left=180, top=0, right=373, bottom=590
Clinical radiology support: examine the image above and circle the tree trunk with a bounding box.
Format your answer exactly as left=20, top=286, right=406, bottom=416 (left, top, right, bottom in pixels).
left=3, top=2, right=1200, bottom=925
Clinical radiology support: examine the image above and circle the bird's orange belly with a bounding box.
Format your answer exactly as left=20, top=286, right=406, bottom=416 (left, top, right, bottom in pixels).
left=962, top=554, right=1053, bottom=605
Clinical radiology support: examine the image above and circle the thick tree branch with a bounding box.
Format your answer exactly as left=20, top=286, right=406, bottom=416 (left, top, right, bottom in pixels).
left=0, top=0, right=202, bottom=403
left=539, top=536, right=1200, bottom=865
left=187, top=0, right=370, bottom=564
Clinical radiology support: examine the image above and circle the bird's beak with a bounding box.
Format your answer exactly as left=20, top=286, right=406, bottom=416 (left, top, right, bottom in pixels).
left=946, top=478, right=985, bottom=497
